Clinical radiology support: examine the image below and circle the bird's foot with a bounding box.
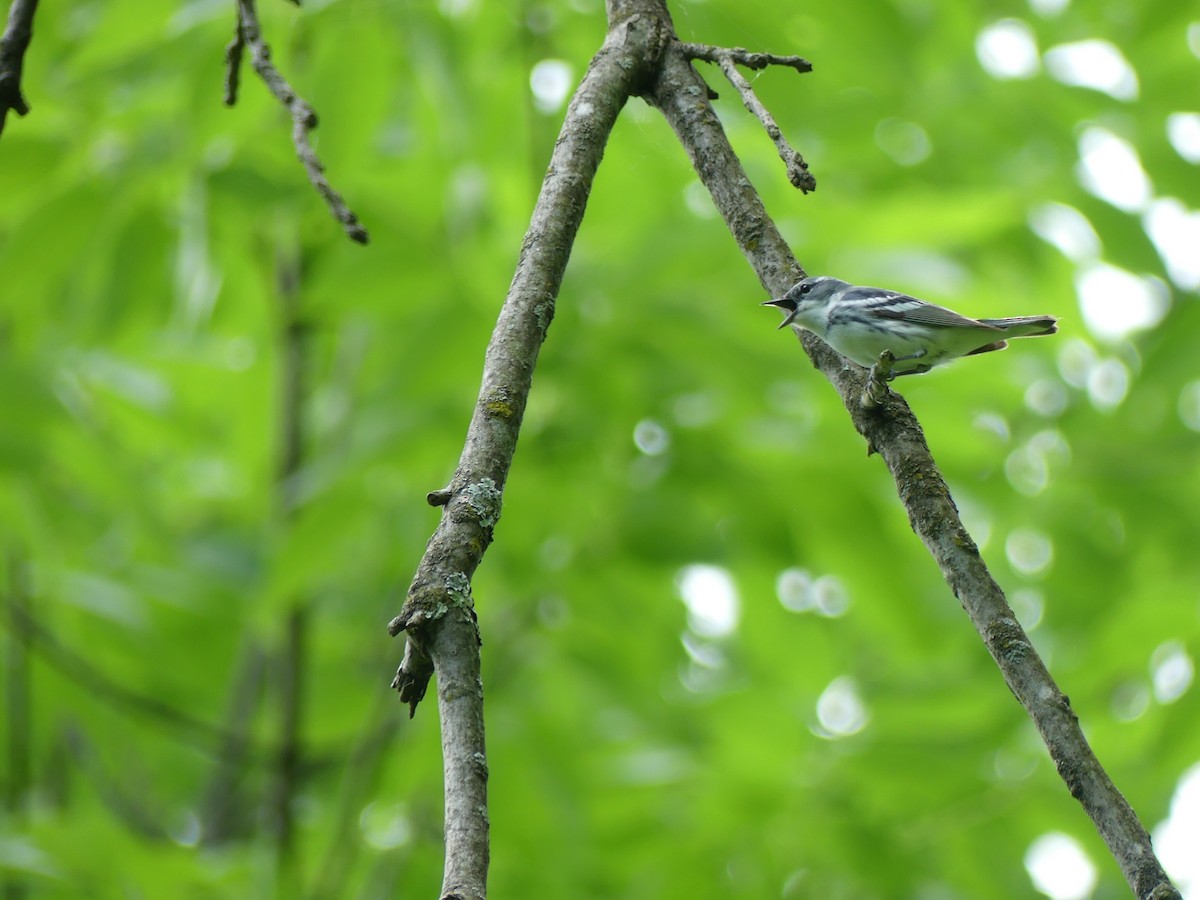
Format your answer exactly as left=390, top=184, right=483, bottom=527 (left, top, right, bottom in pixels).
left=860, top=350, right=896, bottom=410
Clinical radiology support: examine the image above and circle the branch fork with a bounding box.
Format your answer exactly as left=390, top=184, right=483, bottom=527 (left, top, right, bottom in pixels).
left=224, top=0, right=369, bottom=244
left=680, top=41, right=816, bottom=192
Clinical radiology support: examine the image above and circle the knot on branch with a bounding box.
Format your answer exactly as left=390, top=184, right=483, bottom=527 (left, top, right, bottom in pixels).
left=388, top=574, right=483, bottom=717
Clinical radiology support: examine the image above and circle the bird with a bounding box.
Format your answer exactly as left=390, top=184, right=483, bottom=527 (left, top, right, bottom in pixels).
left=763, top=275, right=1058, bottom=377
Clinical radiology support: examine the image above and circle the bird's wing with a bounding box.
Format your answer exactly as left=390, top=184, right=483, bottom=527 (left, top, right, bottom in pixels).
left=843, top=288, right=998, bottom=331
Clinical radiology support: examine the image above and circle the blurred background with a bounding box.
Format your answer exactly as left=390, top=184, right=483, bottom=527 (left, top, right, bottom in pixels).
left=1, top=0, right=1198, bottom=897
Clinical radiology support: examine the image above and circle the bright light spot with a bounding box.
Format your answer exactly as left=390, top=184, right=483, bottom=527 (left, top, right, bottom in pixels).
left=1028, top=0, right=1069, bottom=16
left=1006, top=528, right=1054, bottom=576
left=633, top=418, right=670, bottom=455
left=530, top=59, right=573, bottom=114
left=1087, top=358, right=1129, bottom=412
left=976, top=20, right=1041, bottom=79
left=1029, top=428, right=1071, bottom=463
left=1057, top=338, right=1098, bottom=388
left=673, top=391, right=719, bottom=427
left=1179, top=381, right=1200, bottom=432
left=1144, top=197, right=1200, bottom=290
left=224, top=337, right=255, bottom=371
left=1025, top=378, right=1069, bottom=417
left=1006, top=445, right=1049, bottom=495
left=1028, top=203, right=1100, bottom=262
left=437, top=0, right=476, bottom=18
left=0, top=837, right=60, bottom=879
left=973, top=411, right=1011, bottom=442
left=957, top=495, right=993, bottom=550
left=994, top=746, right=1038, bottom=782
left=1075, top=127, right=1152, bottom=212
left=539, top=536, right=574, bottom=571
left=1151, top=641, right=1194, bottom=704
left=777, top=568, right=814, bottom=612
left=677, top=564, right=740, bottom=638
left=83, top=351, right=172, bottom=412
left=875, top=118, right=931, bottom=166
left=359, top=802, right=412, bottom=850
left=524, top=5, right=556, bottom=34
left=814, top=676, right=868, bottom=739
left=1003, top=432, right=1066, bottom=495
left=1154, top=761, right=1200, bottom=894
left=1110, top=681, right=1151, bottom=722
left=168, top=810, right=201, bottom=847
left=1010, top=589, right=1045, bottom=629
left=681, top=631, right=726, bottom=669
left=811, top=576, right=850, bottom=617
left=1025, top=832, right=1097, bottom=900
left=613, top=747, right=693, bottom=785
left=776, top=569, right=850, bottom=617
left=684, top=180, right=718, bottom=219
left=1167, top=113, right=1200, bottom=164
left=1074, top=262, right=1169, bottom=341
left=1190, top=23, right=1200, bottom=60
left=1045, top=40, right=1139, bottom=100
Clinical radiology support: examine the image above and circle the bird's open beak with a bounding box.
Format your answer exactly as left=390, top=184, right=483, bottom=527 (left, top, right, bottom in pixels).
left=762, top=298, right=799, bottom=330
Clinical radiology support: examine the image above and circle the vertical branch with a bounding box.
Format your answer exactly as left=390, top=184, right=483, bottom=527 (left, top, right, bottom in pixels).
left=3, top=552, right=31, bottom=900
left=0, top=0, right=39, bottom=138
left=268, top=249, right=309, bottom=891
left=199, top=644, right=269, bottom=845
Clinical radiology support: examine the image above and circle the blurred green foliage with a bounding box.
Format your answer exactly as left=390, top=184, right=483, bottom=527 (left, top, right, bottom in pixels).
left=2, top=0, right=1199, bottom=897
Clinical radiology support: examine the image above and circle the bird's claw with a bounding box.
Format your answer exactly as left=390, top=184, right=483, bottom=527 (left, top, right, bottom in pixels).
left=860, top=350, right=896, bottom=410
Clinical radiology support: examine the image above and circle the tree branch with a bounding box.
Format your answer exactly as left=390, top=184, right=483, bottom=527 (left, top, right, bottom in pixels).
left=680, top=42, right=815, bottom=192
left=649, top=21, right=1178, bottom=900
left=224, top=0, right=369, bottom=244
left=0, top=0, right=38, bottom=138
left=387, top=7, right=671, bottom=898
left=267, top=248, right=308, bottom=891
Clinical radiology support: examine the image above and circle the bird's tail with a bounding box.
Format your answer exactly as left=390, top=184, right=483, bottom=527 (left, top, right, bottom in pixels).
left=978, top=315, right=1058, bottom=338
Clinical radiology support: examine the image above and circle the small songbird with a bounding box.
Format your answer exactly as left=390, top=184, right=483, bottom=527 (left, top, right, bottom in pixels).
left=763, top=276, right=1058, bottom=377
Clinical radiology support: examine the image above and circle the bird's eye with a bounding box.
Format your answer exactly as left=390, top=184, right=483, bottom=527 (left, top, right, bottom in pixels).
left=798, top=283, right=812, bottom=295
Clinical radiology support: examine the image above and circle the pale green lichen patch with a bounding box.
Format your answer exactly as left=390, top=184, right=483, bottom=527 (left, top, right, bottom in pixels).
left=444, top=572, right=473, bottom=608
left=534, top=301, right=554, bottom=337
left=464, top=477, right=502, bottom=528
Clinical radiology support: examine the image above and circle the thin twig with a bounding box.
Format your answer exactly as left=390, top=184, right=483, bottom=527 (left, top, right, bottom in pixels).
left=682, top=42, right=815, bottom=193
left=650, top=24, right=1178, bottom=900
left=223, top=23, right=244, bottom=106
left=0, top=0, right=39, bottom=138
left=225, top=0, right=369, bottom=244
left=679, top=42, right=812, bottom=74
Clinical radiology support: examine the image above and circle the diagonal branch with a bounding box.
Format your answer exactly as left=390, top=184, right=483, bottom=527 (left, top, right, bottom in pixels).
left=386, top=7, right=670, bottom=899
left=0, top=0, right=38, bottom=138
left=224, top=0, right=369, bottom=244
left=681, top=41, right=816, bottom=193
left=650, top=23, right=1178, bottom=900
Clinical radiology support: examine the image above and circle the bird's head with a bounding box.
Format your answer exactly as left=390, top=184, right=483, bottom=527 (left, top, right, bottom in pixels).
left=762, top=276, right=847, bottom=329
